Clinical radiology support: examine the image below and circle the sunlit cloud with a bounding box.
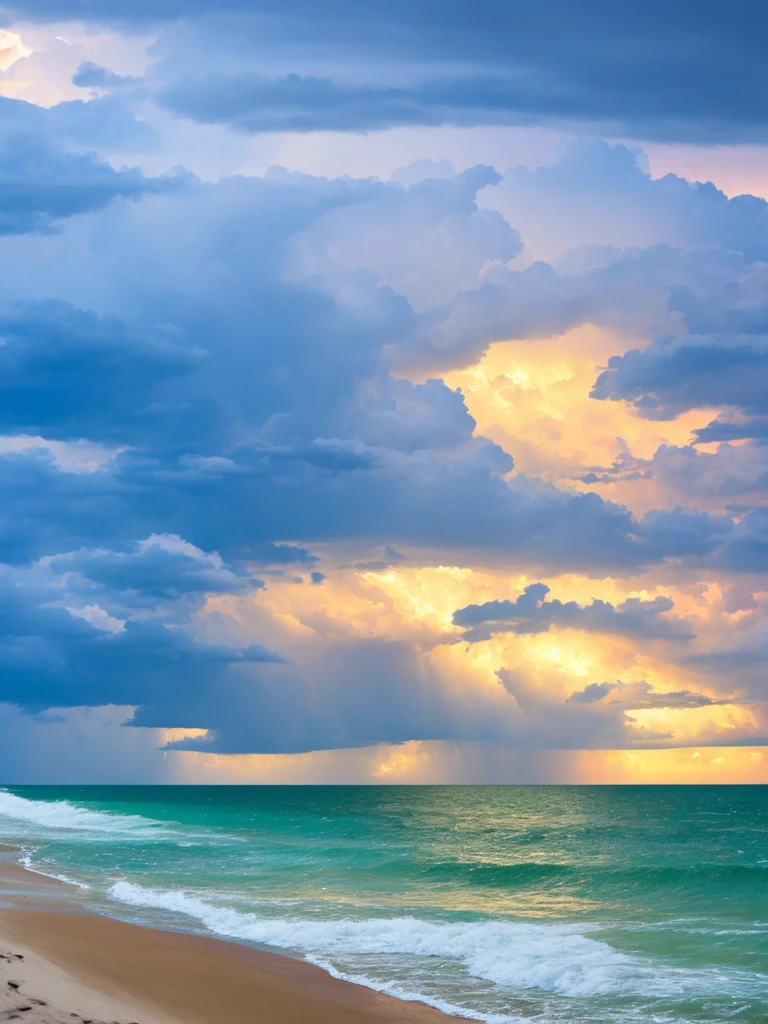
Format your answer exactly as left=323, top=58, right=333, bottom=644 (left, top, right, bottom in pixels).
left=444, top=326, right=716, bottom=511
left=0, top=29, right=31, bottom=73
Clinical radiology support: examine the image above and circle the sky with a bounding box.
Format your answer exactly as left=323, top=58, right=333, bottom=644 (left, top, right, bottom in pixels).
left=0, top=2, right=767, bottom=784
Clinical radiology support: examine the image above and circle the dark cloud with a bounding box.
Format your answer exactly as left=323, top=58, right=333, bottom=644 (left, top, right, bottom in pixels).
left=353, top=545, right=406, bottom=572
left=0, top=133, right=170, bottom=235
left=453, top=583, right=693, bottom=642
left=49, top=535, right=261, bottom=603
left=72, top=62, right=140, bottom=90
left=104, top=442, right=735, bottom=574
left=694, top=417, right=768, bottom=444
left=150, top=66, right=768, bottom=145
left=590, top=334, right=768, bottom=420
left=154, top=641, right=686, bottom=755
left=710, top=507, right=768, bottom=573
left=346, top=378, right=477, bottom=453
left=156, top=73, right=516, bottom=135
left=246, top=543, right=319, bottom=567
left=566, top=680, right=731, bottom=709
left=155, top=639, right=520, bottom=753
left=0, top=568, right=281, bottom=714
left=7, top=2, right=768, bottom=142
left=0, top=301, right=201, bottom=440
left=107, top=662, right=767, bottom=752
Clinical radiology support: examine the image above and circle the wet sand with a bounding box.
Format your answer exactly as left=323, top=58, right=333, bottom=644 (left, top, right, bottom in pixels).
left=0, top=857, right=455, bottom=1024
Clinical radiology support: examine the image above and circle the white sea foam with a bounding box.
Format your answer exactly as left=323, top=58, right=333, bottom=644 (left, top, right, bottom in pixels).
left=19, top=851, right=90, bottom=890
left=108, top=880, right=674, bottom=1001
left=0, top=790, right=163, bottom=838
left=311, top=959, right=520, bottom=1024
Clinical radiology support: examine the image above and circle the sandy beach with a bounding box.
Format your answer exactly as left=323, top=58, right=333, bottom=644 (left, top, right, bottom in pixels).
left=0, top=854, right=454, bottom=1024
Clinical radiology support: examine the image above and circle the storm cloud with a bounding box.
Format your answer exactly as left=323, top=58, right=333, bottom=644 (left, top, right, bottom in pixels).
left=0, top=9, right=764, bottom=773
left=5, top=1, right=768, bottom=142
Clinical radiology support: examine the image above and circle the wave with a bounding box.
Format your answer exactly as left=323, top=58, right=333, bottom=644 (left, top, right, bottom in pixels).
left=610, top=863, right=768, bottom=884
left=416, top=862, right=573, bottom=886
left=288, top=854, right=768, bottom=892
left=108, top=879, right=720, bottom=1001
left=0, top=790, right=164, bottom=838
left=19, top=851, right=91, bottom=890
left=309, top=960, right=518, bottom=1024
left=627, top=918, right=768, bottom=936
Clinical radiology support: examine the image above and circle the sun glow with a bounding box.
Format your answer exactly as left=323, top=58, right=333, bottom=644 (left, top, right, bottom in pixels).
left=444, top=326, right=717, bottom=510
left=189, top=318, right=767, bottom=782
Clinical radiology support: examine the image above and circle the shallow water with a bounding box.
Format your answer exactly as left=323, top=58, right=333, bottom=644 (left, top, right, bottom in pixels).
left=0, top=785, right=765, bottom=1023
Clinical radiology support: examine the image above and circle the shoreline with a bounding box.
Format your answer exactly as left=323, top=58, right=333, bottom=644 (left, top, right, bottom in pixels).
left=0, top=854, right=456, bottom=1024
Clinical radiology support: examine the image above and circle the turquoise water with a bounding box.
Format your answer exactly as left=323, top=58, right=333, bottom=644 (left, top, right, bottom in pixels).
left=0, top=786, right=765, bottom=1023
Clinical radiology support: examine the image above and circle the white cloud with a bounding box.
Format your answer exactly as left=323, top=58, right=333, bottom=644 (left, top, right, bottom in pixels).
left=67, top=603, right=126, bottom=634
left=0, top=435, right=122, bottom=473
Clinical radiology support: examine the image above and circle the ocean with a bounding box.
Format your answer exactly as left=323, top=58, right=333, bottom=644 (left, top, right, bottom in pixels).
left=0, top=785, right=765, bottom=1024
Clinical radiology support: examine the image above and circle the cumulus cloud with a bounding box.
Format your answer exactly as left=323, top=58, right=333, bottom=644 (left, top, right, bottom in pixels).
left=0, top=156, right=743, bottom=580
left=591, top=334, right=768, bottom=420
left=50, top=534, right=262, bottom=603
left=608, top=441, right=768, bottom=512
left=287, top=164, right=520, bottom=310
left=486, top=140, right=768, bottom=263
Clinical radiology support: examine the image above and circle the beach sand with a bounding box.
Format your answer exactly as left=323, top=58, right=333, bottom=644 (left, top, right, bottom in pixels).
left=0, top=856, right=455, bottom=1024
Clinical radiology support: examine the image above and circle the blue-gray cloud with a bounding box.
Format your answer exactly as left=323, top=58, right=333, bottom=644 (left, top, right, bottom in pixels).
left=566, top=680, right=729, bottom=709
left=0, top=161, right=749, bottom=582
left=155, top=74, right=527, bottom=135
left=0, top=301, right=201, bottom=438
left=693, top=417, right=768, bottom=445
left=72, top=62, right=140, bottom=90
left=151, top=66, right=768, bottom=145
left=453, top=583, right=693, bottom=642
left=49, top=535, right=261, bottom=604
left=0, top=133, right=170, bottom=235
left=0, top=94, right=158, bottom=152
left=490, top=141, right=768, bottom=263
left=0, top=566, right=281, bottom=714
left=590, top=334, right=768, bottom=420
left=6, top=2, right=768, bottom=142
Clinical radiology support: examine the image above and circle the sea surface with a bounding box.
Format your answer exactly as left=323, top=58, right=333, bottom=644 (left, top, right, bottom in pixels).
left=0, top=786, right=765, bottom=1024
